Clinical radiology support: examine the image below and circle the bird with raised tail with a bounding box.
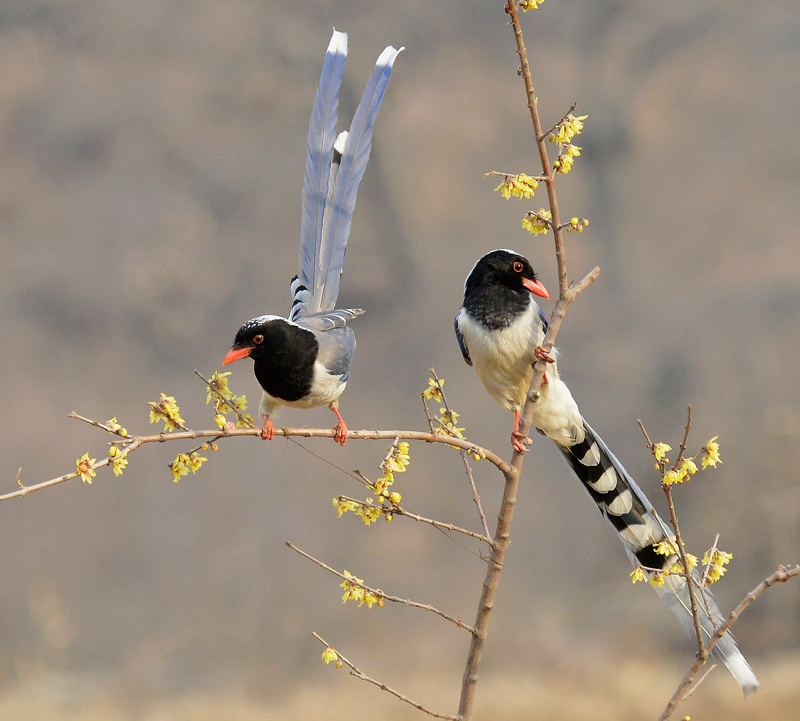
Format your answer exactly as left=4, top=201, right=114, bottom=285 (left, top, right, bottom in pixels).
left=455, top=248, right=760, bottom=696
left=223, top=30, right=402, bottom=445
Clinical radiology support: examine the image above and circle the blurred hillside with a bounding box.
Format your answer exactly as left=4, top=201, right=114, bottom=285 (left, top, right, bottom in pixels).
left=0, top=0, right=799, bottom=718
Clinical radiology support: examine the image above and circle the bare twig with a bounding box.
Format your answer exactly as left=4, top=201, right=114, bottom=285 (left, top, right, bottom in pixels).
left=659, top=564, right=800, bottom=721
left=312, top=632, right=459, bottom=720
left=430, top=368, right=491, bottom=539
left=287, top=542, right=476, bottom=633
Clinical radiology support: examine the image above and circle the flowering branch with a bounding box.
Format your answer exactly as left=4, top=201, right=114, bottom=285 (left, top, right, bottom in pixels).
left=659, top=564, right=800, bottom=721
left=311, top=632, right=460, bottom=721
left=287, top=542, right=476, bottom=633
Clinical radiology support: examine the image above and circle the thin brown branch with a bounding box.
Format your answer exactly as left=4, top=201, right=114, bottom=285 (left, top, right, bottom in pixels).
left=457, top=5, right=599, bottom=718
left=659, top=564, right=800, bottom=721
left=539, top=101, right=578, bottom=141
left=430, top=367, right=491, bottom=539
left=287, top=542, right=475, bottom=633
left=483, top=170, right=547, bottom=180
left=311, top=632, right=460, bottom=720
left=335, top=494, right=493, bottom=545
left=1, top=425, right=509, bottom=503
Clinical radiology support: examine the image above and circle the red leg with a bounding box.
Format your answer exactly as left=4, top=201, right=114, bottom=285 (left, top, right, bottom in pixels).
left=330, top=404, right=348, bottom=446
left=534, top=346, right=555, bottom=364
left=260, top=416, right=274, bottom=441
left=511, top=410, right=531, bottom=453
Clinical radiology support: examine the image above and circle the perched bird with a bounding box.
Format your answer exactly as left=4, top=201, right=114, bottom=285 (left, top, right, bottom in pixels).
left=223, top=30, right=401, bottom=444
left=455, top=248, right=760, bottom=696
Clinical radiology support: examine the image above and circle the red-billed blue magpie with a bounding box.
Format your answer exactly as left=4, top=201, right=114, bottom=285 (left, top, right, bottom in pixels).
left=223, top=30, right=401, bottom=444
left=455, top=249, right=760, bottom=696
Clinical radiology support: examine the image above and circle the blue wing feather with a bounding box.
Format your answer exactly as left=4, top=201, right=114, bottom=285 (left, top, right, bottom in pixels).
left=295, top=30, right=348, bottom=320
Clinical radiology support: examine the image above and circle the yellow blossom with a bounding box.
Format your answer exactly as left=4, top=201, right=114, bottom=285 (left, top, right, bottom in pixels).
left=205, top=371, right=232, bottom=404
left=333, top=497, right=359, bottom=518
left=550, top=113, right=588, bottom=145
left=422, top=377, right=444, bottom=403
left=494, top=173, right=539, bottom=200
left=653, top=442, right=672, bottom=467
left=654, top=540, right=677, bottom=556
left=701, top=436, right=722, bottom=469
left=321, top=647, right=339, bottom=665
left=111, top=453, right=129, bottom=477
left=520, top=0, right=545, bottom=10
left=76, top=453, right=97, bottom=484
left=650, top=572, right=665, bottom=588
left=148, top=394, right=184, bottom=432
left=680, top=458, right=698, bottom=477
left=662, top=469, right=685, bottom=486
left=214, top=414, right=227, bottom=428
left=170, top=455, right=190, bottom=482
left=630, top=567, right=647, bottom=584
left=522, top=209, right=552, bottom=236
left=388, top=491, right=402, bottom=504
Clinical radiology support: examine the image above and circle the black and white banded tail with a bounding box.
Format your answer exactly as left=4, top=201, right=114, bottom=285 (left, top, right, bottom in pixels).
left=558, top=421, right=760, bottom=697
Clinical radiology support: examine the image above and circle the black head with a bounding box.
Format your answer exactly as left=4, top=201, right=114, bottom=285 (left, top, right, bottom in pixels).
left=464, top=249, right=548, bottom=300
left=462, top=250, right=549, bottom=330
left=222, top=315, right=278, bottom=365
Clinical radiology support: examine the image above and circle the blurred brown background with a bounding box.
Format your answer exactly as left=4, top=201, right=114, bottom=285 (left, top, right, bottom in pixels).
left=0, top=0, right=798, bottom=718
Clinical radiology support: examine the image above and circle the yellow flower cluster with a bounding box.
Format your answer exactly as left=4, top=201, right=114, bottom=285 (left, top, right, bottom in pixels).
left=565, top=217, right=589, bottom=233
left=439, top=408, right=466, bottom=440
left=522, top=209, right=552, bottom=236
left=76, top=452, right=97, bottom=484
left=549, top=113, right=588, bottom=145
left=494, top=173, right=539, bottom=200
left=519, top=0, right=545, bottom=10
left=702, top=436, right=722, bottom=468
left=321, top=646, right=343, bottom=668
left=703, top=548, right=733, bottom=584
left=340, top=570, right=384, bottom=608
left=553, top=144, right=581, bottom=174
left=652, top=442, right=672, bottom=468
left=148, top=394, right=185, bottom=432
left=170, top=451, right=207, bottom=482
left=108, top=446, right=129, bottom=477
left=206, top=371, right=255, bottom=428
left=662, top=458, right=698, bottom=486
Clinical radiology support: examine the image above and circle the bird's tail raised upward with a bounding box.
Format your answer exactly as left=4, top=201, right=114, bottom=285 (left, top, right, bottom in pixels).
left=556, top=420, right=760, bottom=697
left=292, top=30, right=402, bottom=321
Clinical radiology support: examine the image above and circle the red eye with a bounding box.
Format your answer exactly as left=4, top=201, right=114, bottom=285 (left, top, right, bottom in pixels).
left=513, top=261, right=524, bottom=273
left=253, top=334, right=264, bottom=345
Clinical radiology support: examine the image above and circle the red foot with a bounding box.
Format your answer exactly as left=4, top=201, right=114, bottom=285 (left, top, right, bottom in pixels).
left=511, top=431, right=531, bottom=453
left=511, top=410, right=531, bottom=453
left=261, top=417, right=274, bottom=441
left=534, top=346, right=555, bottom=364
left=331, top=405, right=348, bottom=446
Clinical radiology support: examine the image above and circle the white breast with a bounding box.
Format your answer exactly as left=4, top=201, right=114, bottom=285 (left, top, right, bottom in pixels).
left=457, top=303, right=544, bottom=413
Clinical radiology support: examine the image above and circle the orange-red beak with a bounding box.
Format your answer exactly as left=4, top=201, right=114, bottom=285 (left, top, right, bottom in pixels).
left=522, top=277, right=549, bottom=299
left=222, top=346, right=253, bottom=365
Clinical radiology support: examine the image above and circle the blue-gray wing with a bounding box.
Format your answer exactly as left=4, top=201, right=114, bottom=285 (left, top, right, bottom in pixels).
left=454, top=314, right=472, bottom=366
left=293, top=30, right=348, bottom=321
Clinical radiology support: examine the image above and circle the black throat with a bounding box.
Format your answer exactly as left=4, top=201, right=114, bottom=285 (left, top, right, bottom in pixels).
left=251, top=321, right=319, bottom=402
left=463, top=281, right=531, bottom=331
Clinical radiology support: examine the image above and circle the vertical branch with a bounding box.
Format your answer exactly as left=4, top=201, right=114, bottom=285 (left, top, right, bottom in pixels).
left=457, top=4, right=599, bottom=719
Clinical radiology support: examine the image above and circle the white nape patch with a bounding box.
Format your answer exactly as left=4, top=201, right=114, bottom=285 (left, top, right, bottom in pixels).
left=239, top=314, right=290, bottom=332
left=606, top=488, right=633, bottom=516
left=579, top=442, right=601, bottom=466
left=588, top=466, right=618, bottom=493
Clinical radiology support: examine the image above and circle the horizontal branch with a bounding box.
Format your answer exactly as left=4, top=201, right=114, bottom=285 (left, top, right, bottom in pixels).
left=2, top=422, right=510, bottom=503
left=312, top=632, right=459, bottom=720
left=287, top=541, right=475, bottom=633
